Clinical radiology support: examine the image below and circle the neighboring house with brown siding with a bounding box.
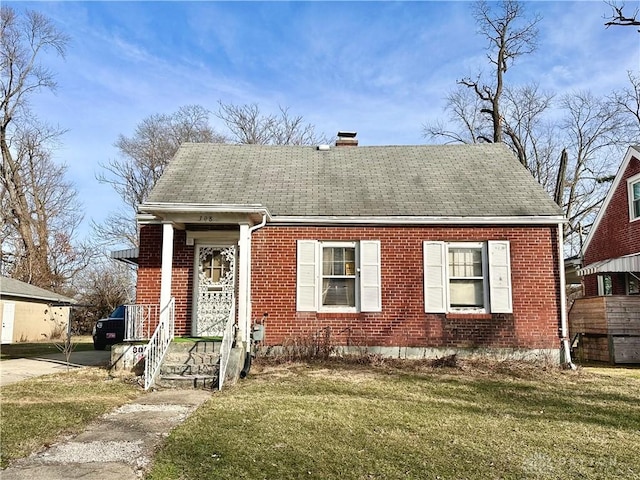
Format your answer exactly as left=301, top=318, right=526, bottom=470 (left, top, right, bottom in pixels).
left=571, top=146, right=640, bottom=363
left=132, top=134, right=568, bottom=362
left=1, top=276, right=76, bottom=343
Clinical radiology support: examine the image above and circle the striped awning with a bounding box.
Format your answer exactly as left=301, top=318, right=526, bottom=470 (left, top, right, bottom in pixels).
left=577, top=252, right=640, bottom=276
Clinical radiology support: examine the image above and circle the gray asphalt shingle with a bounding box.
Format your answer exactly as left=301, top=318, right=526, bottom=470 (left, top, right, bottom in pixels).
left=0, top=276, right=76, bottom=304
left=145, top=142, right=563, bottom=218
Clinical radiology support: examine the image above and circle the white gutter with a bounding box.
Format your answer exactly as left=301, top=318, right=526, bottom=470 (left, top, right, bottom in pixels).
left=138, top=203, right=270, bottom=215
left=558, top=223, right=576, bottom=369
left=269, top=215, right=566, bottom=225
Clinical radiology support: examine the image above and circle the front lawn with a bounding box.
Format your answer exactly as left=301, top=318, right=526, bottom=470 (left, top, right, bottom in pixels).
left=0, top=368, right=141, bottom=467
left=148, top=360, right=640, bottom=480
left=1, top=336, right=95, bottom=360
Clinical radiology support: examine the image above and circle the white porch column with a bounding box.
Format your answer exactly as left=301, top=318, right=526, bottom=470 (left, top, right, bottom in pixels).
left=160, top=222, right=174, bottom=309
left=237, top=223, right=251, bottom=345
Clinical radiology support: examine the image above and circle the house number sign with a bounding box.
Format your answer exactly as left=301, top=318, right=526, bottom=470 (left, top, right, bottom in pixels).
left=199, top=215, right=215, bottom=222
left=132, top=345, right=146, bottom=363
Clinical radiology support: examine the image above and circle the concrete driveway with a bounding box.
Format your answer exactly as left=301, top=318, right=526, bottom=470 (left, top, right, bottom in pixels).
left=0, top=350, right=111, bottom=386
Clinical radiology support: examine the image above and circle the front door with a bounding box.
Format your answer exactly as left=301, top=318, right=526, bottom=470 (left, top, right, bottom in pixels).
left=194, top=245, right=236, bottom=336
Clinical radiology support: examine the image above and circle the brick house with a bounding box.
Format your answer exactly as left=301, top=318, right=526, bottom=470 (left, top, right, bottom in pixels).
left=578, top=145, right=640, bottom=295
left=133, top=134, right=568, bottom=362
left=571, top=145, right=640, bottom=363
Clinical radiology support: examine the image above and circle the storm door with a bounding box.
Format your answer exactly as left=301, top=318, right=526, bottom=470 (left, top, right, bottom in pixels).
left=194, top=245, right=236, bottom=336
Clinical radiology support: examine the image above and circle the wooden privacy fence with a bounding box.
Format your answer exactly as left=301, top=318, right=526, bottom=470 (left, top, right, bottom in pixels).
left=569, top=296, right=640, bottom=364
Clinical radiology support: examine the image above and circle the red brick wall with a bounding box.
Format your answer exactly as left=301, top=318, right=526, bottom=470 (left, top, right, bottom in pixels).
left=137, top=225, right=194, bottom=335
left=251, top=225, right=562, bottom=350
left=583, top=153, right=640, bottom=296
left=137, top=225, right=162, bottom=307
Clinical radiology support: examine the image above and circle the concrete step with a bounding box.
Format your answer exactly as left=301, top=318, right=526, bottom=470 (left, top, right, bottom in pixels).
left=157, top=374, right=218, bottom=389
left=163, top=351, right=220, bottom=365
left=160, top=362, right=219, bottom=376
left=168, top=340, right=221, bottom=354
left=153, top=340, right=223, bottom=389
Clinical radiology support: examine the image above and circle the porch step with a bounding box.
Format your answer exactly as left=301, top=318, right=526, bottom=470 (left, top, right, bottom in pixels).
left=156, top=374, right=218, bottom=389
left=160, top=362, right=218, bottom=376
left=162, top=351, right=221, bottom=364
left=157, top=340, right=222, bottom=390
left=168, top=340, right=221, bottom=354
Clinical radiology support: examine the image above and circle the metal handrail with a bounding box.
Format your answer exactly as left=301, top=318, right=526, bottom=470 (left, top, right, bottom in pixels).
left=124, top=304, right=158, bottom=340
left=143, top=297, right=175, bottom=390
left=218, top=299, right=236, bottom=390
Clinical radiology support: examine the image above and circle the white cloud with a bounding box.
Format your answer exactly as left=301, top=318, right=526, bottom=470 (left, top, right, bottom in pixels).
left=8, top=0, right=640, bottom=241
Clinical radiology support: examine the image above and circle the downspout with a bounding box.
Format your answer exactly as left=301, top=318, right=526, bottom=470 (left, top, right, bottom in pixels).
left=240, top=213, right=267, bottom=377
left=246, top=213, right=267, bottom=331
left=558, top=222, right=576, bottom=369
left=250, top=213, right=268, bottom=234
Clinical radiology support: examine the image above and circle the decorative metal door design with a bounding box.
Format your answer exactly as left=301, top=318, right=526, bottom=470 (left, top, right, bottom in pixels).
left=195, top=245, right=236, bottom=336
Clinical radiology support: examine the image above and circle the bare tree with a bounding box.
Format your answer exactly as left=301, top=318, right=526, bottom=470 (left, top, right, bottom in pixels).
left=423, top=86, right=489, bottom=144
left=426, top=87, right=625, bottom=256
left=216, top=102, right=329, bottom=145
left=458, top=1, right=541, bottom=147
left=604, top=1, right=640, bottom=31
left=94, top=105, right=225, bottom=248
left=1, top=7, right=88, bottom=291
left=501, top=84, right=557, bottom=186
left=422, top=1, right=633, bottom=256
left=72, top=259, right=135, bottom=334
left=560, top=91, right=626, bottom=253
left=425, top=83, right=558, bottom=187
left=98, top=102, right=328, bottom=248
left=609, top=71, right=640, bottom=139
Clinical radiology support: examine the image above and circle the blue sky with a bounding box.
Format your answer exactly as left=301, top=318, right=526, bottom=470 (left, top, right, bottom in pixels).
left=8, top=1, right=640, bottom=243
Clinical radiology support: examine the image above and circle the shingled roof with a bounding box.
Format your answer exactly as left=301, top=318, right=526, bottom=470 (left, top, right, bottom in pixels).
left=0, top=276, right=76, bottom=304
left=144, top=142, right=563, bottom=218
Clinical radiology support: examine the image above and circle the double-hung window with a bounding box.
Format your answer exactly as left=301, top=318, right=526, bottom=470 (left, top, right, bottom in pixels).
left=448, top=243, right=486, bottom=309
left=297, top=240, right=381, bottom=312
left=424, top=240, right=512, bottom=314
left=322, top=244, right=357, bottom=307
left=629, top=174, right=640, bottom=221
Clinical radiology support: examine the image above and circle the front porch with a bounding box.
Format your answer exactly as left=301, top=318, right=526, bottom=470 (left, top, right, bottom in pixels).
left=113, top=295, right=243, bottom=390
left=112, top=207, right=269, bottom=390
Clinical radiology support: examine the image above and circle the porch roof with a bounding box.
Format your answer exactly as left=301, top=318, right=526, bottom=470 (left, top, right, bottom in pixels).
left=577, top=252, right=640, bottom=276
left=143, top=143, right=563, bottom=219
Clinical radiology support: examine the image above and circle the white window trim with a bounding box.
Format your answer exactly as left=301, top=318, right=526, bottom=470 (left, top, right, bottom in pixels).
left=319, top=241, right=359, bottom=313
left=424, top=240, right=513, bottom=314
left=597, top=274, right=613, bottom=296
left=296, top=240, right=381, bottom=313
left=628, top=173, right=640, bottom=222
left=626, top=273, right=640, bottom=295
left=446, top=242, right=488, bottom=314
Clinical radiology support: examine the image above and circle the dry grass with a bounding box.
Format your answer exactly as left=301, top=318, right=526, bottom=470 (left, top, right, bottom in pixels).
left=1, top=336, right=95, bottom=360
left=147, top=359, right=640, bottom=480
left=0, top=368, right=142, bottom=467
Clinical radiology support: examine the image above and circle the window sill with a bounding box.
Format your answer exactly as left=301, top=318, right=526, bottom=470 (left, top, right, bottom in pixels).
left=318, top=309, right=359, bottom=314
left=445, top=313, right=493, bottom=320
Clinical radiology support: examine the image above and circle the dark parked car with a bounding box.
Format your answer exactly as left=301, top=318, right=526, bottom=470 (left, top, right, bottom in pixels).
left=92, top=305, right=125, bottom=350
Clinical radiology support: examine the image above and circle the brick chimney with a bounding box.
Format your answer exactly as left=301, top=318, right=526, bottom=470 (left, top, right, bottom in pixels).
left=335, top=131, right=358, bottom=147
